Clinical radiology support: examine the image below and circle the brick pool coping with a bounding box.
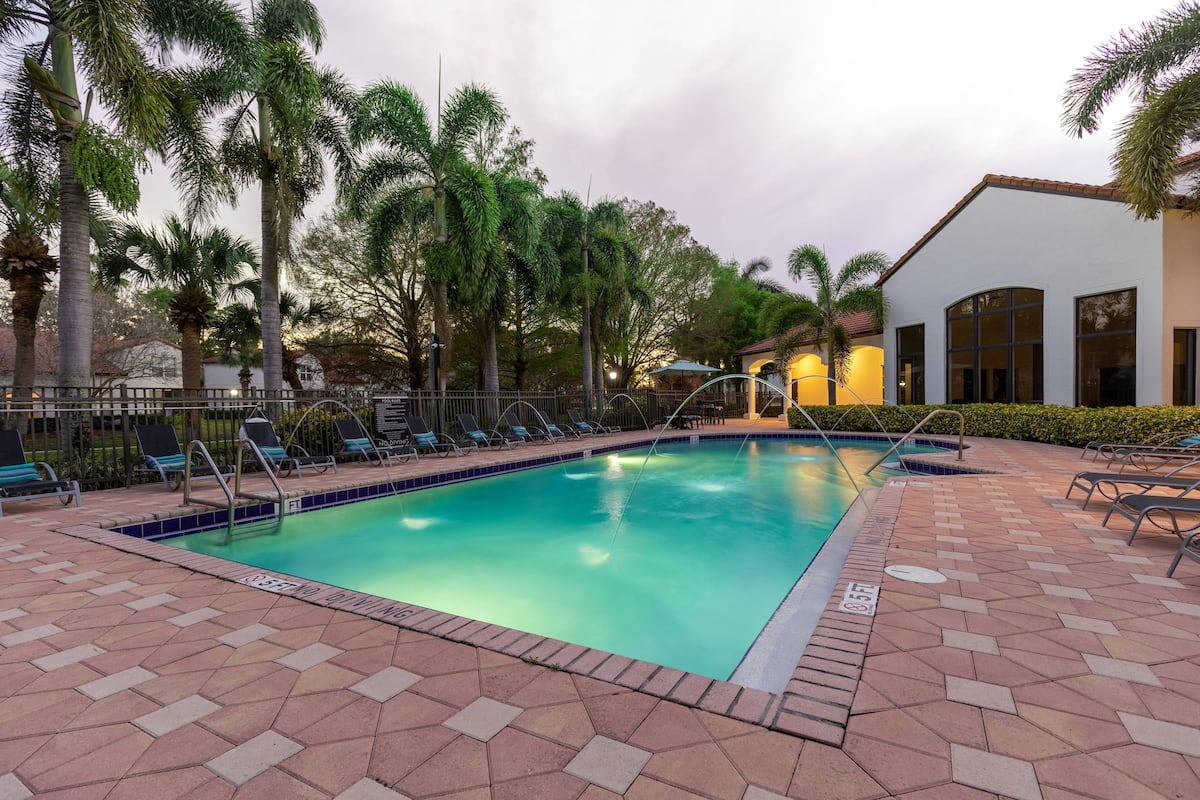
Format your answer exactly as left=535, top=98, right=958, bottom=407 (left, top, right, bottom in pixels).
left=49, top=428, right=942, bottom=746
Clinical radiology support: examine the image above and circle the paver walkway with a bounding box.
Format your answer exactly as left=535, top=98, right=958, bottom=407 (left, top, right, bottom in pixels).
left=0, top=424, right=1197, bottom=798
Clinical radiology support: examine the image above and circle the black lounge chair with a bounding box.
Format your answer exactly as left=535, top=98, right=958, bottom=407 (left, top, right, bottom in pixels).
left=405, top=415, right=471, bottom=457
left=135, top=423, right=233, bottom=491
left=502, top=410, right=552, bottom=444
left=457, top=413, right=522, bottom=449
left=533, top=409, right=575, bottom=440
left=0, top=429, right=80, bottom=516
left=1067, top=458, right=1200, bottom=509
left=240, top=418, right=336, bottom=477
left=1103, top=480, right=1200, bottom=546
left=334, top=419, right=417, bottom=465
left=1082, top=432, right=1200, bottom=462
left=567, top=408, right=613, bottom=436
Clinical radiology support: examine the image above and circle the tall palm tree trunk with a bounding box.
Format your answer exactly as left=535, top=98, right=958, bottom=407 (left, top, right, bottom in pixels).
left=10, top=272, right=44, bottom=432
left=258, top=101, right=283, bottom=394
left=180, top=321, right=203, bottom=441
left=826, top=341, right=838, bottom=405
left=259, top=175, right=282, bottom=394
left=482, top=318, right=499, bottom=394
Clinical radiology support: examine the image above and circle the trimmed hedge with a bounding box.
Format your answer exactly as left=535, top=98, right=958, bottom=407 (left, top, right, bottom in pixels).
left=786, top=403, right=1200, bottom=448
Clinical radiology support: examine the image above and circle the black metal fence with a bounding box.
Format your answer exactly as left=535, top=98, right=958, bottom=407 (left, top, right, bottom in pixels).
left=1, top=384, right=748, bottom=491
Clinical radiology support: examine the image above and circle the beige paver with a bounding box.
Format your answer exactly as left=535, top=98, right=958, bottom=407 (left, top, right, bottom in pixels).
left=31, top=643, right=105, bottom=672
left=78, top=665, right=156, bottom=699
left=1118, top=712, right=1200, bottom=756
left=945, top=675, right=1017, bottom=714
left=217, top=623, right=279, bottom=648
left=951, top=744, right=1042, bottom=800
left=275, top=641, right=343, bottom=671
left=134, top=694, right=221, bottom=736
left=444, top=696, right=522, bottom=741
left=205, top=730, right=303, bottom=785
left=0, top=623, right=61, bottom=647
left=1082, top=654, right=1163, bottom=687
left=350, top=666, right=421, bottom=702
left=0, top=773, right=32, bottom=800
left=335, top=778, right=413, bottom=800
left=564, top=735, right=651, bottom=794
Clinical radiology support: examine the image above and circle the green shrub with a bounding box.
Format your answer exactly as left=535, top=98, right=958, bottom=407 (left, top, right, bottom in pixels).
left=787, top=403, right=1200, bottom=447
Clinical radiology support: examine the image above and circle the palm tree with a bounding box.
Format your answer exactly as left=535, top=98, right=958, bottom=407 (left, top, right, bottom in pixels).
left=98, top=215, right=258, bottom=402
left=759, top=245, right=889, bottom=405
left=0, top=0, right=248, bottom=389
left=206, top=288, right=330, bottom=393
left=349, top=80, right=505, bottom=390
left=191, top=0, right=355, bottom=394
left=543, top=193, right=630, bottom=409
left=0, top=157, right=56, bottom=426
left=1063, top=2, right=1200, bottom=217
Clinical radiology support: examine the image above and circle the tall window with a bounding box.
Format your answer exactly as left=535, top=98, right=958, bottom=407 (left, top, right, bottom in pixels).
left=896, top=324, right=925, bottom=404
left=1076, top=289, right=1136, bottom=407
left=945, top=288, right=1043, bottom=403
left=1174, top=329, right=1196, bottom=406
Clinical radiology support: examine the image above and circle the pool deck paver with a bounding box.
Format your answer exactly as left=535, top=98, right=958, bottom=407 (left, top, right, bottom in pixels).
left=0, top=423, right=1196, bottom=796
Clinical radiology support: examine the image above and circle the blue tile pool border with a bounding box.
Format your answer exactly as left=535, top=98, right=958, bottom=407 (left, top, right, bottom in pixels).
left=111, top=431, right=965, bottom=542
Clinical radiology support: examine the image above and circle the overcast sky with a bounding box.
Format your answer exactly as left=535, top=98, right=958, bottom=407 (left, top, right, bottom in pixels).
left=138, top=0, right=1176, bottom=291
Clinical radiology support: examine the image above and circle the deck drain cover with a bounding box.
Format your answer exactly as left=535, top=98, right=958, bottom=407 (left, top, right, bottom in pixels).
left=884, top=565, right=947, bottom=584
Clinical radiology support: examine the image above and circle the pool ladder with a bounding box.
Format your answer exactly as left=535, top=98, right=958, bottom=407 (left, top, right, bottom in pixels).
left=864, top=409, right=965, bottom=475
left=181, top=439, right=287, bottom=543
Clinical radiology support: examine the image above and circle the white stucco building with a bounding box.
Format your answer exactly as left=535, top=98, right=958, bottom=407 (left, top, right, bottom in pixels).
left=738, top=164, right=1200, bottom=412
left=880, top=173, right=1200, bottom=408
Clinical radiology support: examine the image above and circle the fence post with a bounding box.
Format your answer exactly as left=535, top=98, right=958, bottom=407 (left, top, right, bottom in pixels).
left=120, top=384, right=132, bottom=488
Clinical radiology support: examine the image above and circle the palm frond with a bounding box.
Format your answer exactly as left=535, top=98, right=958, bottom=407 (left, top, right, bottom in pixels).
left=1063, top=2, right=1200, bottom=136
left=444, top=158, right=499, bottom=269
left=438, top=83, right=505, bottom=158
left=1114, top=71, right=1200, bottom=217
left=787, top=243, right=832, bottom=289
left=835, top=250, right=890, bottom=293
left=364, top=183, right=424, bottom=271
left=144, top=0, right=254, bottom=70
left=255, top=0, right=324, bottom=50
left=352, top=81, right=433, bottom=161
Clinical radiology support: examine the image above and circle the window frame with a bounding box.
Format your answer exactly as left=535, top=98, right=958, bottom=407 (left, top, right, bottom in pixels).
left=944, top=288, right=1044, bottom=404
left=1075, top=288, right=1137, bottom=408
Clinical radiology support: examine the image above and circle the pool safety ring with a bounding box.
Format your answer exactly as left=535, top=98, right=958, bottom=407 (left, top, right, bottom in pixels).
left=884, top=565, right=948, bottom=584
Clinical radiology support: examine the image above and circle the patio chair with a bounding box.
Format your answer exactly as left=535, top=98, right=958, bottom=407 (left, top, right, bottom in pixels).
left=1066, top=457, right=1200, bottom=509
left=1081, top=431, right=1200, bottom=462
left=567, top=408, right=611, bottom=436
left=501, top=410, right=552, bottom=444
left=405, top=415, right=472, bottom=457
left=334, top=418, right=418, bottom=466
left=1102, top=479, right=1200, bottom=545
left=533, top=409, right=575, bottom=440
left=0, top=429, right=80, bottom=517
left=134, top=423, right=234, bottom=491
left=457, top=413, right=522, bottom=449
left=1111, top=444, right=1200, bottom=473
left=240, top=418, right=337, bottom=478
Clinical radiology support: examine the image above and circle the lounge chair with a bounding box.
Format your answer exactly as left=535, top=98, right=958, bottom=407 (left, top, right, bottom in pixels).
left=334, top=419, right=417, bottom=465
left=0, top=429, right=80, bottom=516
left=1168, top=530, right=1200, bottom=577
left=1112, top=444, right=1200, bottom=473
left=1102, top=480, right=1200, bottom=545
left=502, top=410, right=552, bottom=444
left=135, top=423, right=233, bottom=491
left=1082, top=432, right=1200, bottom=462
left=240, top=418, right=337, bottom=477
left=568, top=408, right=614, bottom=436
left=405, top=415, right=472, bottom=457
left=1067, top=458, right=1200, bottom=509
left=457, top=413, right=522, bottom=449
left=533, top=409, right=574, bottom=440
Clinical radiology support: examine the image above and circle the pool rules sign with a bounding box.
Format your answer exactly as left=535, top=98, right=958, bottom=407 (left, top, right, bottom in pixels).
left=837, top=582, right=880, bottom=616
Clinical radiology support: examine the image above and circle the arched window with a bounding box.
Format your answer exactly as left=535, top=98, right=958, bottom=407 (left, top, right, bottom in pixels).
left=946, top=288, right=1043, bottom=403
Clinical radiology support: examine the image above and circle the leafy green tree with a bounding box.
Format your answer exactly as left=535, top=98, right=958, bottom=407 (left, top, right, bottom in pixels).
left=759, top=245, right=889, bottom=404
left=207, top=287, right=330, bottom=392
left=294, top=208, right=430, bottom=390
left=1063, top=2, right=1200, bottom=217
left=187, top=0, right=356, bottom=393
left=98, top=215, right=258, bottom=397
left=0, top=0, right=248, bottom=388
left=349, top=80, right=505, bottom=390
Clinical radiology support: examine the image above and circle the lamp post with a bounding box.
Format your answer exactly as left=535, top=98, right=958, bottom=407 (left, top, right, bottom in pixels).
left=429, top=331, right=446, bottom=435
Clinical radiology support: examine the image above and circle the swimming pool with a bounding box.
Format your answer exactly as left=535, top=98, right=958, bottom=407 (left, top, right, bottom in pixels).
left=167, top=436, right=929, bottom=680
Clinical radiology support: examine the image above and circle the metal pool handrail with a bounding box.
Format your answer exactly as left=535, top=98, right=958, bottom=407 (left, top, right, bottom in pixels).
left=864, top=409, right=965, bottom=475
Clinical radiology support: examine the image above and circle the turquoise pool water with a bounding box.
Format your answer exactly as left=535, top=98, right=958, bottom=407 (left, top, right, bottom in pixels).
left=168, top=437, right=926, bottom=679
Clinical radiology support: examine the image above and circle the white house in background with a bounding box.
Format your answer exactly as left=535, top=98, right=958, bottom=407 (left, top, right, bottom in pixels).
left=879, top=171, right=1200, bottom=408
left=202, top=351, right=327, bottom=393
left=0, top=331, right=181, bottom=390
